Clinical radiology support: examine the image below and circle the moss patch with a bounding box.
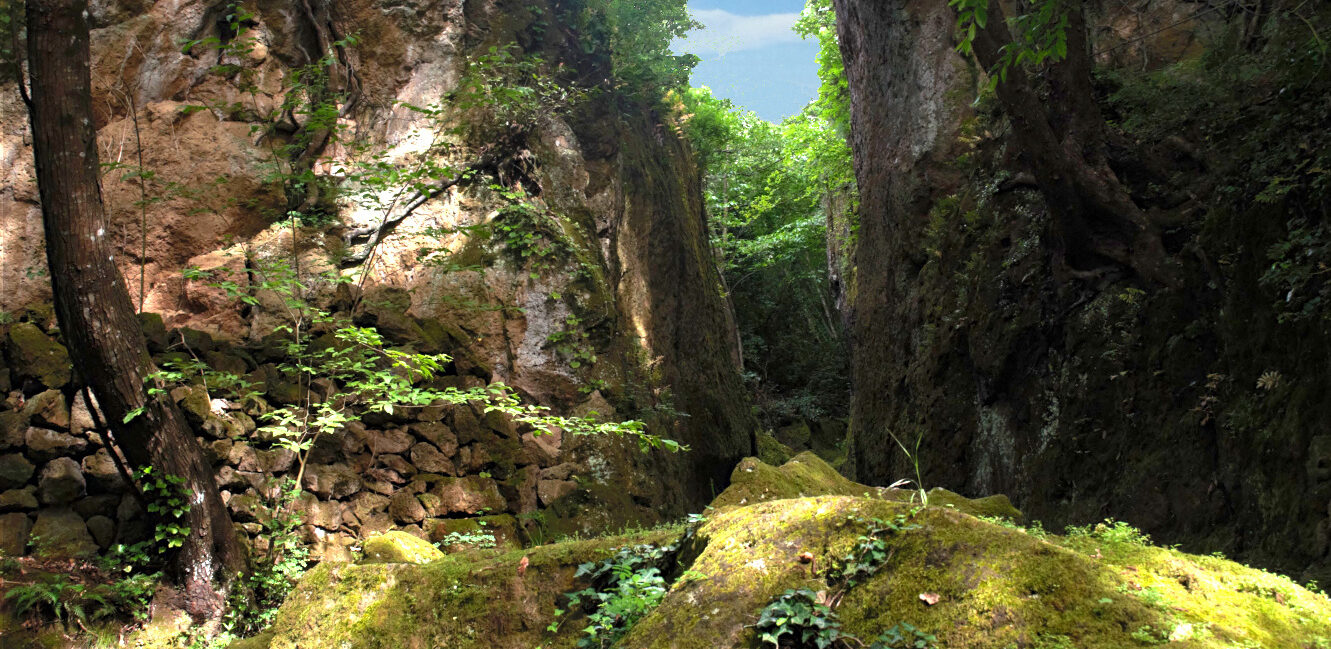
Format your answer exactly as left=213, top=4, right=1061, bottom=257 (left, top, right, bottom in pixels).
left=359, top=531, right=445, bottom=565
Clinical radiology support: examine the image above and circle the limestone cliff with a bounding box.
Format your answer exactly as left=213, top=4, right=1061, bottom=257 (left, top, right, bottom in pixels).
left=0, top=0, right=755, bottom=535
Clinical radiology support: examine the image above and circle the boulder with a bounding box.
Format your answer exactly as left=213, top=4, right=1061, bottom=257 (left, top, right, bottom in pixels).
left=30, top=507, right=97, bottom=558
left=0, top=453, right=35, bottom=489
left=37, top=458, right=85, bottom=505
left=24, top=426, right=88, bottom=462
left=409, top=442, right=455, bottom=475
left=358, top=531, right=443, bottom=564
left=426, top=476, right=506, bottom=516
left=22, top=390, right=70, bottom=430
left=5, top=323, right=71, bottom=389
left=389, top=491, right=427, bottom=524
left=0, top=486, right=38, bottom=511
left=0, top=512, right=31, bottom=555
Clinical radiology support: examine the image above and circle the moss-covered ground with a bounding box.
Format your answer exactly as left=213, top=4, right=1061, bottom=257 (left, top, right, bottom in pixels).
left=213, top=454, right=1330, bottom=649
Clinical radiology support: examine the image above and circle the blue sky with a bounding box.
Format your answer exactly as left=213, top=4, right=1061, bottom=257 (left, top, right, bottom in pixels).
left=674, top=0, right=820, bottom=123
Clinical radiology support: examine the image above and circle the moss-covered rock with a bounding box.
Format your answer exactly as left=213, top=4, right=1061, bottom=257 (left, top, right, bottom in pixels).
left=232, top=527, right=682, bottom=649
left=710, top=452, right=866, bottom=508
left=238, top=491, right=1331, bottom=649
left=359, top=531, right=445, bottom=564
left=624, top=496, right=1331, bottom=649
left=5, top=323, right=70, bottom=389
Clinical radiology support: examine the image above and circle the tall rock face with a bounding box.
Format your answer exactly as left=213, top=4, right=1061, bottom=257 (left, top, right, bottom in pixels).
left=836, top=0, right=1331, bottom=584
left=831, top=0, right=972, bottom=481
left=0, top=0, right=754, bottom=525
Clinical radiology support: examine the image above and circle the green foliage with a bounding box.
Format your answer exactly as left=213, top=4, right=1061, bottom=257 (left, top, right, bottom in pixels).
left=577, top=0, right=699, bottom=103
left=677, top=86, right=853, bottom=424
left=950, top=0, right=1070, bottom=87
left=793, top=0, right=849, bottom=133
left=829, top=515, right=920, bottom=586
left=754, top=588, right=846, bottom=649
left=2, top=574, right=155, bottom=631
left=1063, top=519, right=1152, bottom=555
left=435, top=529, right=498, bottom=550
left=560, top=543, right=679, bottom=648
left=136, top=466, right=191, bottom=550
left=449, top=44, right=589, bottom=146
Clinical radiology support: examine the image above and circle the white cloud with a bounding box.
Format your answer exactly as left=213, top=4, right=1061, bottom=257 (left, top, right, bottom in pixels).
left=674, top=9, right=803, bottom=56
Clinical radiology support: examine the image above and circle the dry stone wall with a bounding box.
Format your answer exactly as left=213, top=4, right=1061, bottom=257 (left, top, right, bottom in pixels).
left=0, top=314, right=609, bottom=561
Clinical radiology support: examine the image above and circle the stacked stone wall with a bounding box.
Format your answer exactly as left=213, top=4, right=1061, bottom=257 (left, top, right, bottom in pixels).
left=0, top=313, right=590, bottom=562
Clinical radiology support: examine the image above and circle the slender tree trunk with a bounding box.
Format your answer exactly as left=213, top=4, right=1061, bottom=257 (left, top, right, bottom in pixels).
left=966, top=3, right=1178, bottom=286
left=25, top=0, right=245, bottom=618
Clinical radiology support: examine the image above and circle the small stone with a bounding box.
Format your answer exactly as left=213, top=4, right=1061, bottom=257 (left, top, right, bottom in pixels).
left=0, top=411, right=27, bottom=450
left=85, top=515, right=116, bottom=550
left=138, top=312, right=169, bottom=353
left=359, top=530, right=443, bottom=564
left=81, top=448, right=126, bottom=491
left=23, top=390, right=70, bottom=430
left=378, top=454, right=417, bottom=478
left=366, top=428, right=413, bottom=455
left=228, top=491, right=266, bottom=523
left=451, top=407, right=485, bottom=445
left=294, top=492, right=341, bottom=529
left=522, top=430, right=562, bottom=466
left=38, top=457, right=86, bottom=505
left=30, top=507, right=97, bottom=558
left=72, top=494, right=120, bottom=519
left=6, top=323, right=71, bottom=389
left=172, top=385, right=212, bottom=425
left=0, top=512, right=32, bottom=555
left=0, top=486, right=38, bottom=511
left=389, top=491, right=427, bottom=524
left=426, top=476, right=506, bottom=516
left=348, top=492, right=390, bottom=521
left=537, top=479, right=577, bottom=506
left=410, top=443, right=456, bottom=475
left=410, top=422, right=458, bottom=456
left=176, top=327, right=215, bottom=353
left=0, top=453, right=35, bottom=489
left=482, top=409, right=518, bottom=439
left=302, top=462, right=362, bottom=500
left=69, top=391, right=98, bottom=433
left=24, top=427, right=88, bottom=462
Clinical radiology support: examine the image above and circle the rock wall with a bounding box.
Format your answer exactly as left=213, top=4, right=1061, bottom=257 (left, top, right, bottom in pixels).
left=0, top=0, right=755, bottom=537
left=0, top=314, right=617, bottom=561
left=836, top=0, right=1330, bottom=583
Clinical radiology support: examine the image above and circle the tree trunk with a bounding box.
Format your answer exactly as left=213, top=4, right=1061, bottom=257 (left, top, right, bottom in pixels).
left=966, top=3, right=1178, bottom=286
left=25, top=0, right=245, bottom=618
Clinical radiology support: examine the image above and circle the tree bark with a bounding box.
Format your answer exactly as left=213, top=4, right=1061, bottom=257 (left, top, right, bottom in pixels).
left=966, top=3, right=1178, bottom=285
left=25, top=0, right=245, bottom=618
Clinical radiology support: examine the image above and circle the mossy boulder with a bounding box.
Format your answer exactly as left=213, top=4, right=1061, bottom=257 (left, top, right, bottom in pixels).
left=623, top=496, right=1331, bottom=649
left=5, top=323, right=70, bottom=389
left=234, top=492, right=1331, bottom=649
left=230, top=527, right=682, bottom=649
left=712, top=452, right=1022, bottom=521
left=359, top=531, right=445, bottom=564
